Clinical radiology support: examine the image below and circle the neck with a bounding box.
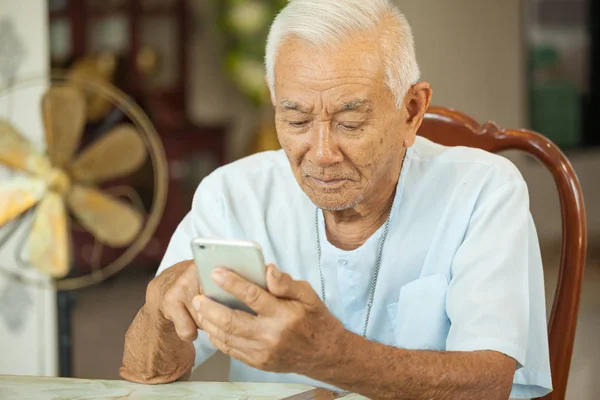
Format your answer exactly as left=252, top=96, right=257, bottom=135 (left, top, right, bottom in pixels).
left=323, top=155, right=404, bottom=251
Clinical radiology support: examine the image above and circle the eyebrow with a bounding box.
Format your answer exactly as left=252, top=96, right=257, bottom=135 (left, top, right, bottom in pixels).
left=279, top=98, right=372, bottom=114
left=337, top=98, right=372, bottom=113
left=279, top=99, right=312, bottom=114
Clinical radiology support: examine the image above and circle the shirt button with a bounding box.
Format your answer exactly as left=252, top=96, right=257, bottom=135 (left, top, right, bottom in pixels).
left=338, top=259, right=348, bottom=266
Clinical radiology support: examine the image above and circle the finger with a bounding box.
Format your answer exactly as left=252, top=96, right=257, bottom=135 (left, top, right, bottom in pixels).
left=181, top=260, right=202, bottom=295
left=186, top=296, right=204, bottom=330
left=201, top=317, right=261, bottom=352
left=149, top=259, right=197, bottom=304
left=211, top=268, right=277, bottom=315
left=162, top=302, right=198, bottom=342
left=179, top=268, right=202, bottom=324
left=194, top=295, right=257, bottom=339
left=266, top=264, right=320, bottom=304
left=163, top=266, right=203, bottom=331
left=207, top=334, right=256, bottom=367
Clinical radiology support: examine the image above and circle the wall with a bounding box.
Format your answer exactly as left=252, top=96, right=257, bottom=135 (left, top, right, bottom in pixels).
left=399, top=0, right=527, bottom=128
left=0, top=0, right=57, bottom=377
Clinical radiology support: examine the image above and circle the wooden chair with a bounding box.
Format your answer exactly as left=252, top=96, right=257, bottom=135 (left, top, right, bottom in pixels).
left=417, top=106, right=588, bottom=400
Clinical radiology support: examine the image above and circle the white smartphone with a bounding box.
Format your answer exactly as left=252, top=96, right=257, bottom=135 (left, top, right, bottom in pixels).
left=190, top=237, right=267, bottom=314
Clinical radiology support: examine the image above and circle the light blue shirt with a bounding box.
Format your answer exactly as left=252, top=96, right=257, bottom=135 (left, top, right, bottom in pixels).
left=156, top=136, right=552, bottom=398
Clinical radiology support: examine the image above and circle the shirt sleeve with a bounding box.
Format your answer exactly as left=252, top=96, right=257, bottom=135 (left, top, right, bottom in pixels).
left=445, top=177, right=552, bottom=398
left=155, top=174, right=229, bottom=368
left=446, top=179, right=532, bottom=367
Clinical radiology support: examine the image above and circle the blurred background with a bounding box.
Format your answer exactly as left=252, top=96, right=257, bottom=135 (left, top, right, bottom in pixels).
left=0, top=0, right=598, bottom=398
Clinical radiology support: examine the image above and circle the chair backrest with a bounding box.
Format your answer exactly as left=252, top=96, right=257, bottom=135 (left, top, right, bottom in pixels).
left=417, top=106, right=587, bottom=400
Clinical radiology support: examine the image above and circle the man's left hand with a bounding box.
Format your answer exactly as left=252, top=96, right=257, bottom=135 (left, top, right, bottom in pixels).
left=192, top=264, right=347, bottom=375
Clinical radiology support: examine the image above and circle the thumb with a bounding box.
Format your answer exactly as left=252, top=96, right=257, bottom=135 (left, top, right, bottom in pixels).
left=266, top=264, right=308, bottom=301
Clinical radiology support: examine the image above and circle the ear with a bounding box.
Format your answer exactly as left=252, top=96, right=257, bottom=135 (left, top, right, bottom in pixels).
left=265, top=75, right=276, bottom=107
left=402, top=82, right=432, bottom=147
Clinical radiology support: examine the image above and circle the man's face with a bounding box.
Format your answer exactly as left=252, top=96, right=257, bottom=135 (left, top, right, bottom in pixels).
left=272, top=35, right=416, bottom=211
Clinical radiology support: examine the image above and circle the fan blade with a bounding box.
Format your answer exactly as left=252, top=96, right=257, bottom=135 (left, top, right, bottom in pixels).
left=42, top=84, right=86, bottom=168
left=0, top=119, right=51, bottom=175
left=69, top=124, right=147, bottom=184
left=67, top=185, right=143, bottom=247
left=29, top=192, right=70, bottom=278
left=0, top=177, right=46, bottom=227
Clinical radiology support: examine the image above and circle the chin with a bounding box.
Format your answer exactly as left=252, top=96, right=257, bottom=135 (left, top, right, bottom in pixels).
left=318, top=203, right=356, bottom=211
left=310, top=195, right=358, bottom=211
left=298, top=180, right=362, bottom=211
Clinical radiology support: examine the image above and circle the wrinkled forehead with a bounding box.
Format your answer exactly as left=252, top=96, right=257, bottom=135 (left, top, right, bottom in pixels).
left=273, top=35, right=387, bottom=95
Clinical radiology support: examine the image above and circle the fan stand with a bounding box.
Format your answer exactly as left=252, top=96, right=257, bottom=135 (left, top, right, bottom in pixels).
left=57, top=289, right=74, bottom=377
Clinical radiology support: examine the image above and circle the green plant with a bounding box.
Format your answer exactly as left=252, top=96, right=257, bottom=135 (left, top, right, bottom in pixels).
left=215, top=0, right=287, bottom=106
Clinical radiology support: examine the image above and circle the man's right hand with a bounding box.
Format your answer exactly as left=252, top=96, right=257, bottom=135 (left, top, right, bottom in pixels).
left=146, top=260, right=203, bottom=342
left=120, top=260, right=201, bottom=384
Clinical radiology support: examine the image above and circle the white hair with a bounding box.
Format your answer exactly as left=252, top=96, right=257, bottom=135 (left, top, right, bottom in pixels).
left=265, top=0, right=420, bottom=109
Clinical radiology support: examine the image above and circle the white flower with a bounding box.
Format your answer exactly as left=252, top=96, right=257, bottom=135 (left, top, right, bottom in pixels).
left=234, top=57, right=267, bottom=98
left=227, top=1, right=270, bottom=35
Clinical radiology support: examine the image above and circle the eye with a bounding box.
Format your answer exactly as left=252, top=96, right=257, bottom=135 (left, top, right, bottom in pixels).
left=289, top=120, right=310, bottom=128
left=338, top=122, right=361, bottom=131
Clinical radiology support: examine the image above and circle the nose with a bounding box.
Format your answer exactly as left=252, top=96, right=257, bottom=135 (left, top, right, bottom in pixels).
left=309, top=121, right=343, bottom=167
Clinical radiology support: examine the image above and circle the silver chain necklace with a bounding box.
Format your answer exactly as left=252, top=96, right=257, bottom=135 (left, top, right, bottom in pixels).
left=315, top=206, right=393, bottom=338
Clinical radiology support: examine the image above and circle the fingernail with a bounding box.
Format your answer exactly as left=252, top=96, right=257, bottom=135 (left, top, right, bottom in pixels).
left=212, top=269, right=226, bottom=284
left=193, top=296, right=202, bottom=311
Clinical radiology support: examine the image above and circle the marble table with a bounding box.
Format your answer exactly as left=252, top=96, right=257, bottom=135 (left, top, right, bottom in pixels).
left=0, top=375, right=369, bottom=399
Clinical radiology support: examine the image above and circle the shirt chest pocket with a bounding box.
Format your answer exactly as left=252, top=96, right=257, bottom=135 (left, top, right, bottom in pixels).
left=386, top=273, right=450, bottom=350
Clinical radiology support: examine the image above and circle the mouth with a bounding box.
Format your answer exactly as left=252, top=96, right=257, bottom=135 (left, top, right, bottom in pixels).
left=309, top=177, right=348, bottom=188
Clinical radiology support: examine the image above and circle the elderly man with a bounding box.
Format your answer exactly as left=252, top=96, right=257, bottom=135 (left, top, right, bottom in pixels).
left=120, top=1, right=552, bottom=399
